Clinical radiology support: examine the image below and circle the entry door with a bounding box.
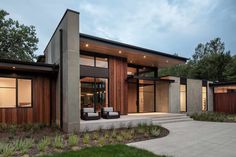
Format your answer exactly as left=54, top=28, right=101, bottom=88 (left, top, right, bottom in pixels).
left=139, top=83, right=155, bottom=112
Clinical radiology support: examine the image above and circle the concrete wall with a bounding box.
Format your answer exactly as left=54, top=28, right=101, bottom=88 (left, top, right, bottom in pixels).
left=187, top=79, right=202, bottom=113
left=207, top=82, right=214, bottom=112
left=44, top=10, right=80, bottom=132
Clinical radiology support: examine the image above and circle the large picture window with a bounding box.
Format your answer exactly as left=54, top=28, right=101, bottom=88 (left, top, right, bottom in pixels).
left=0, top=77, right=32, bottom=108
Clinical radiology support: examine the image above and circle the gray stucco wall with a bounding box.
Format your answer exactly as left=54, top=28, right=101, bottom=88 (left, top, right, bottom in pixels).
left=44, top=10, right=80, bottom=132
left=187, top=79, right=202, bottom=113
left=207, top=82, right=214, bottom=112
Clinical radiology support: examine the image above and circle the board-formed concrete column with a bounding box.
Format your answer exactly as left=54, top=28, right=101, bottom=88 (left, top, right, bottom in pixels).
left=44, top=10, right=80, bottom=132
left=61, top=11, right=80, bottom=132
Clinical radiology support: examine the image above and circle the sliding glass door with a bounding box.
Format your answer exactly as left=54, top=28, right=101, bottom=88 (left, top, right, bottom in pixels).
left=80, top=77, right=108, bottom=111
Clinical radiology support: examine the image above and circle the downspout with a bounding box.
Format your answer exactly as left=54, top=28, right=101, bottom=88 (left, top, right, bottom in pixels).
left=59, top=29, right=63, bottom=129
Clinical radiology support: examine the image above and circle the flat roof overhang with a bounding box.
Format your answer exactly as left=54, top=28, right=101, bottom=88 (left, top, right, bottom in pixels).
left=127, top=75, right=175, bottom=84
left=210, top=82, right=236, bottom=87
left=0, top=59, right=59, bottom=74
left=80, top=33, right=188, bottom=68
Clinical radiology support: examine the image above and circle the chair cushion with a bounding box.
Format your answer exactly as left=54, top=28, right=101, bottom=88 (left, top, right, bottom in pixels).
left=103, top=107, right=114, bottom=112
left=83, top=108, right=94, bottom=113
left=87, top=112, right=99, bottom=117
left=108, top=112, right=119, bottom=116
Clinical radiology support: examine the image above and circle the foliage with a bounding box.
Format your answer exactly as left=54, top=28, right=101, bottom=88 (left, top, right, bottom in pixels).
left=111, top=129, right=117, bottom=138
left=121, top=130, right=133, bottom=140
left=92, top=132, right=99, bottom=140
left=37, top=136, right=51, bottom=152
left=104, top=131, right=110, bottom=139
left=0, top=10, right=38, bottom=61
left=136, top=123, right=146, bottom=134
left=68, top=134, right=79, bottom=147
left=1, top=143, right=15, bottom=157
left=190, top=112, right=236, bottom=122
left=159, top=38, right=236, bottom=82
left=116, top=135, right=124, bottom=143
left=82, top=133, right=90, bottom=145
left=14, top=138, right=34, bottom=155
left=149, top=126, right=161, bottom=137
left=53, top=135, right=64, bottom=149
left=41, top=144, right=167, bottom=157
left=97, top=137, right=106, bottom=146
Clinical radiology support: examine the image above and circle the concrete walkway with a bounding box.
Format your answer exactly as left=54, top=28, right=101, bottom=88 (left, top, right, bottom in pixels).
left=129, top=121, right=236, bottom=157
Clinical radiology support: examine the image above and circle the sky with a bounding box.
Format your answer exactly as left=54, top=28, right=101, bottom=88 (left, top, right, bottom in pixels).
left=1, top=0, right=236, bottom=58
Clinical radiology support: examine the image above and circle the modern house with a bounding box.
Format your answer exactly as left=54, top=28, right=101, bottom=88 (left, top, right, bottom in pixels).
left=0, top=9, right=235, bottom=132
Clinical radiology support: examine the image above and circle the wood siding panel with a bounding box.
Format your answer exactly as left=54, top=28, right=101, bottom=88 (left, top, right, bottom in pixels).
left=214, top=93, right=236, bottom=114
left=0, top=76, right=52, bottom=125
left=109, top=57, right=128, bottom=114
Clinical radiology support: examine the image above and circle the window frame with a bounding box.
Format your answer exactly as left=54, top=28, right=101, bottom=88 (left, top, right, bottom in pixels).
left=80, top=52, right=108, bottom=69
left=0, top=75, right=33, bottom=109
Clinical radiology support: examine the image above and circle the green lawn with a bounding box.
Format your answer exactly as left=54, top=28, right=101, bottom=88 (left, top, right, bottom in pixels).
left=42, top=144, right=167, bottom=157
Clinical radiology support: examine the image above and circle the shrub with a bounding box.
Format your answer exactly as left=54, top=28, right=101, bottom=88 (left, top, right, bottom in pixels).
left=82, top=133, right=90, bottom=145
left=149, top=126, right=161, bottom=137
left=92, top=132, right=99, bottom=140
left=104, top=132, right=110, bottom=139
left=37, top=136, right=51, bottom=152
left=14, top=138, right=34, bottom=155
left=1, top=144, right=15, bottom=157
left=111, top=130, right=117, bottom=138
left=68, top=134, right=79, bottom=147
left=53, top=135, right=64, bottom=149
left=116, top=135, right=124, bottom=143
left=97, top=137, right=106, bottom=146
left=136, top=124, right=146, bottom=134
left=121, top=131, right=133, bottom=140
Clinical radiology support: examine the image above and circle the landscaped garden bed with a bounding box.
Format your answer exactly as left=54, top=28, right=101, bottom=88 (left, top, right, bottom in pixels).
left=190, top=112, right=236, bottom=122
left=0, top=123, right=169, bottom=157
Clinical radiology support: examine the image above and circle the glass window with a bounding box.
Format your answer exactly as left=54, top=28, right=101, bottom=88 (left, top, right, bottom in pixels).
left=80, top=77, right=108, bottom=112
left=0, top=77, right=16, bottom=108
left=18, top=79, right=32, bottom=107
left=96, top=57, right=108, bottom=68
left=202, top=87, right=207, bottom=111
left=80, top=55, right=94, bottom=66
left=180, top=84, right=186, bottom=112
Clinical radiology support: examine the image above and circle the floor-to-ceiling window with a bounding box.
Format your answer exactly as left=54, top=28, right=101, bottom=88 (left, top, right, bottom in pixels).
left=180, top=82, right=187, bottom=112
left=80, top=53, right=109, bottom=111
left=127, top=66, right=157, bottom=113
left=202, top=86, right=207, bottom=111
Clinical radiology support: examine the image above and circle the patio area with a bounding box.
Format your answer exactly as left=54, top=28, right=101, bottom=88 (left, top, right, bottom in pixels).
left=80, top=112, right=192, bottom=131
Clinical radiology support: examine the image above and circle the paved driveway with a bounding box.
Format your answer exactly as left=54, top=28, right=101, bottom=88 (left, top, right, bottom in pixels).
left=129, top=121, right=236, bottom=157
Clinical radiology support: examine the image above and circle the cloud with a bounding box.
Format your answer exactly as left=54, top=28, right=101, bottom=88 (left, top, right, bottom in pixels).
left=1, top=0, right=236, bottom=56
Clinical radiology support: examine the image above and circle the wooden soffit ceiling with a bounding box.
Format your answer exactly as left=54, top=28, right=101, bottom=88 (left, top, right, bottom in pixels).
left=80, top=35, right=187, bottom=68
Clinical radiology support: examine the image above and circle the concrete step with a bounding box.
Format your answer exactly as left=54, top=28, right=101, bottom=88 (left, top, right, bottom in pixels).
left=152, top=114, right=193, bottom=124
left=152, top=118, right=193, bottom=125
left=151, top=115, right=190, bottom=121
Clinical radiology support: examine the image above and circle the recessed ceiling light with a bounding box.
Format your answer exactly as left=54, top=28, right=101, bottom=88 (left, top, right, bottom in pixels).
left=152, top=64, right=154, bottom=67
left=143, top=55, right=146, bottom=59
left=118, top=50, right=122, bottom=54
left=12, top=66, right=16, bottom=69
left=130, top=60, right=133, bottom=63
left=105, top=58, right=108, bottom=61
left=166, top=60, right=169, bottom=63
left=85, top=43, right=89, bottom=47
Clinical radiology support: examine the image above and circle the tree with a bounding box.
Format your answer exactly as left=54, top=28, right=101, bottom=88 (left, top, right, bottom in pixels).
left=224, top=55, right=236, bottom=81
left=0, top=10, right=38, bottom=62
left=192, top=38, right=231, bottom=81
left=159, top=38, right=232, bottom=82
